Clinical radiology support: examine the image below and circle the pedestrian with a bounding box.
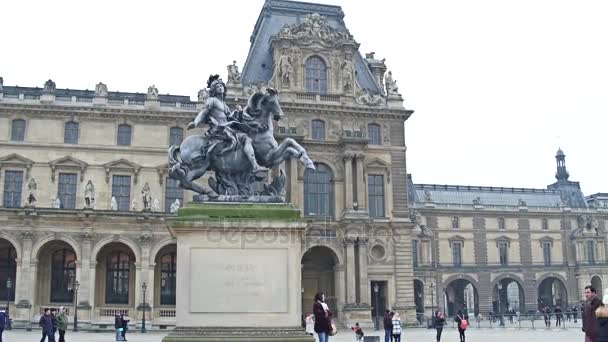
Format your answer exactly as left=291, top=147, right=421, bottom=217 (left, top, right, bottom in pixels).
left=351, top=322, right=364, bottom=342
left=304, top=312, right=315, bottom=336
left=596, top=289, right=608, bottom=342
left=555, top=306, right=563, bottom=327
left=574, top=306, right=579, bottom=323
left=584, top=285, right=602, bottom=342
left=383, top=310, right=394, bottom=342
left=391, top=312, right=402, bottom=342
left=313, top=292, right=333, bottom=342
left=434, top=311, right=445, bottom=342
left=120, top=313, right=130, bottom=341
left=0, top=308, right=7, bottom=342
left=39, top=308, right=56, bottom=342
left=114, top=313, right=123, bottom=341
left=455, top=310, right=468, bottom=342
left=544, top=307, right=550, bottom=328
left=56, top=307, right=68, bottom=342
left=50, top=308, right=58, bottom=337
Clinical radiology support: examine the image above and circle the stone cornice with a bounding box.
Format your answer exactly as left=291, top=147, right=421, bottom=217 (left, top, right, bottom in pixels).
left=412, top=206, right=588, bottom=218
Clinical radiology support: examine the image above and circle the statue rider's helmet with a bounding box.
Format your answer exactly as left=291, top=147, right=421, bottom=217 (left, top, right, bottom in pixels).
left=207, top=74, right=226, bottom=100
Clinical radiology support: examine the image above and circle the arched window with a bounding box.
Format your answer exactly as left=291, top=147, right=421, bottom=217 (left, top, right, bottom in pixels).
left=117, top=124, right=132, bottom=146
left=51, top=249, right=76, bottom=302
left=0, top=245, right=16, bottom=301
left=304, top=164, right=334, bottom=218
left=311, top=120, right=325, bottom=141
left=106, top=252, right=131, bottom=304
left=11, top=119, right=25, bottom=141
left=160, top=252, right=177, bottom=305
left=305, top=56, right=327, bottom=94
left=64, top=121, right=79, bottom=144
left=368, top=123, right=381, bottom=145
left=169, top=127, right=183, bottom=146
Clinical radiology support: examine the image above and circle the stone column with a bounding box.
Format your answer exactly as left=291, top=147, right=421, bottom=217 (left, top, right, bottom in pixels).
left=78, top=236, right=93, bottom=306
left=15, top=232, right=33, bottom=307
left=287, top=159, right=299, bottom=207
left=88, top=261, right=97, bottom=314
left=355, top=154, right=367, bottom=212
left=343, top=154, right=354, bottom=214
left=345, top=238, right=357, bottom=304
left=334, top=265, right=345, bottom=318
left=358, top=238, right=370, bottom=305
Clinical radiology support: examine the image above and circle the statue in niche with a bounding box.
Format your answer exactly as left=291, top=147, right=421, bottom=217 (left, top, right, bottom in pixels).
left=84, top=180, right=96, bottom=209
left=226, top=60, right=241, bottom=84
left=341, top=59, right=354, bottom=92
left=95, top=82, right=108, bottom=97
left=110, top=196, right=118, bottom=211
left=385, top=71, right=399, bottom=95
left=278, top=50, right=293, bottom=86
left=43, top=79, right=56, bottom=94
left=141, top=182, right=152, bottom=211
left=147, top=85, right=159, bottom=100
left=26, top=178, right=37, bottom=206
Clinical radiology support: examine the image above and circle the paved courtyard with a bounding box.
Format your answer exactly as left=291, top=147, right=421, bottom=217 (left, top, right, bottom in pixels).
left=0, top=328, right=586, bottom=342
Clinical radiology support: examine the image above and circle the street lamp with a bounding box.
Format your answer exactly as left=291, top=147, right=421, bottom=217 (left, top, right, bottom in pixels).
left=373, top=283, right=380, bottom=331
left=429, top=282, right=435, bottom=315
left=67, top=275, right=80, bottom=332
left=141, top=282, right=148, bottom=333
left=6, top=278, right=12, bottom=330
left=497, top=283, right=505, bottom=327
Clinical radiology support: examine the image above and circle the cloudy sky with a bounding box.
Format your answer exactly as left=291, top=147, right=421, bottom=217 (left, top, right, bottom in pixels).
left=2, top=0, right=607, bottom=194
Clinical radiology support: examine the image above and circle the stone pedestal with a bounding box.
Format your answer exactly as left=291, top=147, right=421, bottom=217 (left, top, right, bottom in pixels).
left=162, top=202, right=313, bottom=342
left=342, top=304, right=373, bottom=329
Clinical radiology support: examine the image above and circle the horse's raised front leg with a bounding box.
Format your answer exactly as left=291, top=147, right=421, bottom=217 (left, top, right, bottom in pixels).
left=179, top=162, right=218, bottom=198
left=270, top=138, right=315, bottom=170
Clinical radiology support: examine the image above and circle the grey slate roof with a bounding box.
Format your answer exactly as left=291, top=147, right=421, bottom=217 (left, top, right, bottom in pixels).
left=2, top=86, right=193, bottom=103
left=241, top=0, right=382, bottom=94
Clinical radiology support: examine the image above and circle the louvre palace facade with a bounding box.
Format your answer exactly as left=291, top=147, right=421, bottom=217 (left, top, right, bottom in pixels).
left=0, top=0, right=605, bottom=331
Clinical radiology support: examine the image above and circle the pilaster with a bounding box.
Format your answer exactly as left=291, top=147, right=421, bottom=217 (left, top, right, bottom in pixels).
left=357, top=238, right=370, bottom=305
left=354, top=154, right=367, bottom=212
left=344, top=238, right=357, bottom=304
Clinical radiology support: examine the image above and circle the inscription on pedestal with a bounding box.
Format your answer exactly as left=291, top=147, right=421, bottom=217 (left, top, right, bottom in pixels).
left=189, top=248, right=288, bottom=313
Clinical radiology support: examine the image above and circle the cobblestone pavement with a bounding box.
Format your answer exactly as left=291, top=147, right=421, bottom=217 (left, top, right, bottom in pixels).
left=1, top=328, right=585, bottom=342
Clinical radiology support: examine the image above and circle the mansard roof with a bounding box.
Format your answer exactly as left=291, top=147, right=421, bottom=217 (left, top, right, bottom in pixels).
left=241, top=0, right=382, bottom=94
left=1, top=86, right=194, bottom=103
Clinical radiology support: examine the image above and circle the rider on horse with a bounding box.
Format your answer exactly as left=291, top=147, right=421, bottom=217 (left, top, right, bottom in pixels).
left=187, top=74, right=267, bottom=174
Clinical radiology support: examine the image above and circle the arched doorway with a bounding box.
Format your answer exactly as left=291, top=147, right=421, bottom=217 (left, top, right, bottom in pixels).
left=538, top=277, right=568, bottom=309
left=154, top=244, right=177, bottom=307
left=414, top=279, right=425, bottom=317
left=0, top=239, right=17, bottom=303
left=445, top=279, right=479, bottom=316
left=592, top=276, right=603, bottom=294
left=95, top=242, right=136, bottom=307
left=301, top=246, right=339, bottom=319
left=493, top=278, right=525, bottom=314
left=36, top=241, right=77, bottom=306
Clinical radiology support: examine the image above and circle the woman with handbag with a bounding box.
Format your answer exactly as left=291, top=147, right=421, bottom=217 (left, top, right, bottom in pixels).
left=313, top=292, right=333, bottom=342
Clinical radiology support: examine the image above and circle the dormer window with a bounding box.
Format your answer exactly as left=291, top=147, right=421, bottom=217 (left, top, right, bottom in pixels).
left=305, top=56, right=327, bottom=94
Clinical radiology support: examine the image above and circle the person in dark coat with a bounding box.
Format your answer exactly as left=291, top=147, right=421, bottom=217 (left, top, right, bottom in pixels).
left=454, top=310, right=468, bottom=342
left=312, top=292, right=332, bottom=342
left=114, top=313, right=123, bottom=341
left=0, top=308, right=7, bottom=342
left=584, top=285, right=602, bottom=342
left=597, top=289, right=608, bottom=342
left=39, top=308, right=56, bottom=342
left=383, top=310, right=394, bottom=342
left=434, top=311, right=446, bottom=342
left=50, top=308, right=58, bottom=335
left=120, top=314, right=130, bottom=341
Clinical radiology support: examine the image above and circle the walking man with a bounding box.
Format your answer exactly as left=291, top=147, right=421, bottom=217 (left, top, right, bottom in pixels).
left=583, top=285, right=602, bottom=342
left=56, top=307, right=68, bottom=342
left=39, top=308, right=56, bottom=342
left=0, top=308, right=7, bottom=342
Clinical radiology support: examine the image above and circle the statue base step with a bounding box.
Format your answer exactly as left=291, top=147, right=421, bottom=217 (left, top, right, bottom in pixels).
left=162, top=327, right=314, bottom=342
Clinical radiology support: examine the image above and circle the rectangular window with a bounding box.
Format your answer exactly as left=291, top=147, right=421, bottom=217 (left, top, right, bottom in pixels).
left=3, top=171, right=23, bottom=208
left=368, top=175, right=385, bottom=218
left=112, top=175, right=131, bottom=212
left=11, top=119, right=25, bottom=141
left=498, top=217, right=506, bottom=230
left=587, top=240, right=596, bottom=265
left=542, top=218, right=549, bottom=230
left=543, top=242, right=552, bottom=266
left=452, top=242, right=462, bottom=266
left=311, top=120, right=325, bottom=141
left=117, top=124, right=132, bottom=146
left=451, top=217, right=460, bottom=229
left=165, top=178, right=184, bottom=213
left=499, top=242, right=509, bottom=266
left=368, top=124, right=381, bottom=145
left=64, top=122, right=79, bottom=144
left=57, top=173, right=77, bottom=209
left=169, top=127, right=184, bottom=146
left=412, top=240, right=419, bottom=268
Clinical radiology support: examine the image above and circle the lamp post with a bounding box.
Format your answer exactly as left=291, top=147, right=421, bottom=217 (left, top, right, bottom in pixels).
left=71, top=277, right=79, bottom=332
left=429, top=282, right=435, bottom=315
left=373, top=283, right=380, bottom=331
left=141, top=282, right=147, bottom=333
left=497, top=283, right=505, bottom=327
left=6, top=278, right=12, bottom=330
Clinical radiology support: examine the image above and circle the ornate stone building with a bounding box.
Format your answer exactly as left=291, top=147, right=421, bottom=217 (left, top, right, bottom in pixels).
left=0, top=0, right=415, bottom=329
left=408, top=149, right=608, bottom=317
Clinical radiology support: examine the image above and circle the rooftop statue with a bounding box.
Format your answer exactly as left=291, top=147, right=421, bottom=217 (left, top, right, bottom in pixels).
left=169, top=74, right=315, bottom=202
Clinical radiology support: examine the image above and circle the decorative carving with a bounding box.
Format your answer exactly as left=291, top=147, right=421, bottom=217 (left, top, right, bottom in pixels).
left=139, top=233, right=152, bottom=245
left=103, top=159, right=141, bottom=184
left=26, top=178, right=37, bottom=207
left=226, top=60, right=241, bottom=84
left=197, top=88, right=209, bottom=103
left=84, top=180, right=96, bottom=209
left=409, top=209, right=423, bottom=226
left=49, top=156, right=88, bottom=182
left=147, top=85, right=159, bottom=100
left=141, top=182, right=152, bottom=211
left=95, top=82, right=108, bottom=97
left=170, top=199, right=181, bottom=213
left=473, top=197, right=482, bottom=206
left=21, top=231, right=34, bottom=240
left=110, top=196, right=118, bottom=211
left=385, top=71, right=399, bottom=95
left=355, top=89, right=384, bottom=106
left=52, top=197, right=61, bottom=209
left=424, top=190, right=432, bottom=202
left=131, top=198, right=138, bottom=211
left=273, top=13, right=357, bottom=48
left=340, top=57, right=355, bottom=93
left=518, top=198, right=527, bottom=207
left=43, top=79, right=56, bottom=94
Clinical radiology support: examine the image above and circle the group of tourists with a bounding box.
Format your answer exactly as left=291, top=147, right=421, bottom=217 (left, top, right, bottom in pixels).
left=114, top=313, right=130, bottom=341
left=38, top=307, right=68, bottom=342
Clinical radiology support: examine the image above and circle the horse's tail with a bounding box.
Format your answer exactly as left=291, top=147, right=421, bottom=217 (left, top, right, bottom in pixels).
left=168, top=145, right=182, bottom=165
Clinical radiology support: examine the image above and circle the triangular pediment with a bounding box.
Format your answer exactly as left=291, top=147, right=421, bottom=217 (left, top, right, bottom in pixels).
left=50, top=156, right=88, bottom=168
left=366, top=157, right=391, bottom=169
left=0, top=153, right=34, bottom=166
left=103, top=159, right=141, bottom=171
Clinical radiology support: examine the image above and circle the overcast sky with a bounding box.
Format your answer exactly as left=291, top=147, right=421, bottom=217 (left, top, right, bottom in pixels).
left=2, top=0, right=607, bottom=195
